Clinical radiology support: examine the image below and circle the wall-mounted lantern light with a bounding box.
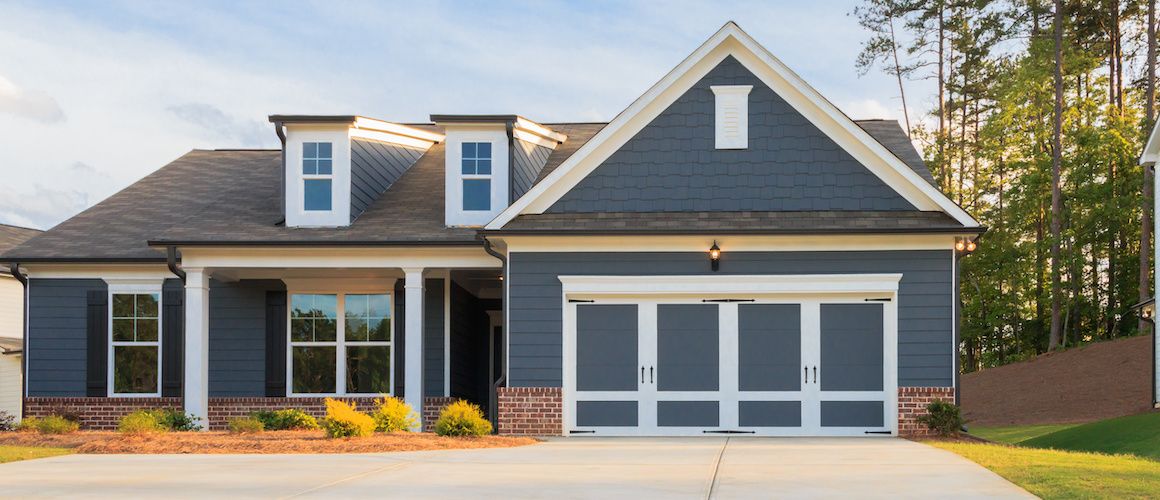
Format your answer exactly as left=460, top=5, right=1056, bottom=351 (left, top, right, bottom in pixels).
left=709, top=241, right=721, bottom=271
left=956, top=237, right=978, bottom=255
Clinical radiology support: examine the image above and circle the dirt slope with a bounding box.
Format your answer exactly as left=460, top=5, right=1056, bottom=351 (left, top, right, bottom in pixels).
left=961, top=334, right=1154, bottom=426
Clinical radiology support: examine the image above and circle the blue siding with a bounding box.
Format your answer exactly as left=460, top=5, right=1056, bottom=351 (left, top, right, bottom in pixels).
left=424, top=278, right=444, bottom=397
left=547, top=56, right=916, bottom=213
left=26, top=279, right=103, bottom=396
left=349, top=138, right=425, bottom=221
left=208, top=279, right=283, bottom=396
left=508, top=250, right=954, bottom=388
left=512, top=138, right=553, bottom=201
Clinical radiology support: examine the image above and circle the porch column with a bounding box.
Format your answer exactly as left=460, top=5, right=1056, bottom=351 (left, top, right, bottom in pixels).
left=403, top=268, right=425, bottom=430
left=183, top=267, right=210, bottom=429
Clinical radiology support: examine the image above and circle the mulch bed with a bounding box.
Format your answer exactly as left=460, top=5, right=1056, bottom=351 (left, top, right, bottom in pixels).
left=0, top=431, right=538, bottom=454
left=914, top=432, right=993, bottom=444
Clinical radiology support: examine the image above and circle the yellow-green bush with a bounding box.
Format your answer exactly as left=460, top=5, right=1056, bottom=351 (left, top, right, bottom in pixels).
left=434, top=400, right=492, bottom=437
left=227, top=416, right=265, bottom=434
left=252, top=409, right=319, bottom=431
left=21, top=415, right=80, bottom=435
left=372, top=396, right=418, bottom=433
left=118, top=410, right=167, bottom=434
left=322, top=399, right=375, bottom=438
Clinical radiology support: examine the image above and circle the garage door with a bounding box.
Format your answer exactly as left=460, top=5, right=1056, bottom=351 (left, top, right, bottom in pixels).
left=562, top=282, right=898, bottom=437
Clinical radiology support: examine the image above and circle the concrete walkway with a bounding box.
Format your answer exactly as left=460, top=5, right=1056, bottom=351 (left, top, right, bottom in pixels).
left=0, top=438, right=1032, bottom=499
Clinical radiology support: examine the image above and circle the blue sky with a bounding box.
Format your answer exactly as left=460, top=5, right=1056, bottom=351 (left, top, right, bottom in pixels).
left=0, top=0, right=928, bottom=229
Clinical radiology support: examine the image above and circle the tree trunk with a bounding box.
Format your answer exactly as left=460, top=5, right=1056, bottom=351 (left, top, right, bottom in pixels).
left=938, top=4, right=947, bottom=189
left=1050, top=0, right=1065, bottom=351
left=1143, top=0, right=1155, bottom=337
left=888, top=13, right=912, bottom=138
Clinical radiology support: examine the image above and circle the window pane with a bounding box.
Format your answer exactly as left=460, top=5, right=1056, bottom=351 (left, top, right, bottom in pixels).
left=345, top=317, right=368, bottom=342
left=112, top=294, right=134, bottom=318
left=461, top=159, right=476, bottom=175
left=114, top=346, right=158, bottom=394
left=304, top=179, right=332, bottom=211
left=290, top=318, right=313, bottom=342
left=463, top=179, right=491, bottom=211
left=137, top=294, right=158, bottom=318
left=462, top=142, right=476, bottom=158
left=315, top=294, right=337, bottom=318
left=346, top=294, right=367, bottom=317
left=317, top=142, right=332, bottom=159
left=317, top=159, right=332, bottom=175
left=136, top=318, right=158, bottom=342
left=367, top=295, right=390, bottom=318
left=477, top=159, right=492, bottom=175
left=368, top=317, right=391, bottom=341
left=346, top=346, right=390, bottom=394
left=477, top=142, right=491, bottom=158
left=112, top=319, right=135, bottom=342
left=314, top=318, right=337, bottom=342
left=304, top=142, right=317, bottom=159
left=293, top=346, right=336, bottom=393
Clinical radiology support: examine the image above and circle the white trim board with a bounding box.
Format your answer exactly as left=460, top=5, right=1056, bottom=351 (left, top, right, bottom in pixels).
left=559, top=274, right=902, bottom=297
left=486, top=22, right=978, bottom=230
left=497, top=234, right=961, bottom=253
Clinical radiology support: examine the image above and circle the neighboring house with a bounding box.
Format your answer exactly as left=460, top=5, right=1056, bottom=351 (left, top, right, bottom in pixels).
left=0, top=223, right=42, bottom=420
left=1138, top=121, right=1160, bottom=410
left=0, top=23, right=982, bottom=436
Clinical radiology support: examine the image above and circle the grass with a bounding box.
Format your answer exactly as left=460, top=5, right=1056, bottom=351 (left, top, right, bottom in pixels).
left=0, top=445, right=72, bottom=464
left=970, top=423, right=1078, bottom=444
left=1020, top=412, right=1160, bottom=461
left=929, top=441, right=1160, bottom=499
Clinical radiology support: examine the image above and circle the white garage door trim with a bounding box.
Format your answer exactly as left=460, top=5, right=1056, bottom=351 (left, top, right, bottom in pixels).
left=559, top=274, right=901, bottom=437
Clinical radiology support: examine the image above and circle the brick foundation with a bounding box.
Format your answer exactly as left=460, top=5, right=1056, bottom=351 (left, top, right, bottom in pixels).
left=205, top=397, right=379, bottom=430
left=898, top=387, right=956, bottom=437
left=422, top=397, right=456, bottom=430
left=496, top=387, right=562, bottom=436
left=24, top=397, right=183, bottom=430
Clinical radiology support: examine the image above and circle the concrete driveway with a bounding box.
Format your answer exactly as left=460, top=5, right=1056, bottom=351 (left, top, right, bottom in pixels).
left=0, top=438, right=1031, bottom=499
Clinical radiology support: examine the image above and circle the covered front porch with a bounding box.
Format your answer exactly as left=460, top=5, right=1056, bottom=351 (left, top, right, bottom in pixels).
left=176, top=246, right=504, bottom=429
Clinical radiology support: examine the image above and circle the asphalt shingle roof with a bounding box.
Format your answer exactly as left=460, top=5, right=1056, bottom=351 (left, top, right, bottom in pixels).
left=0, top=224, right=40, bottom=255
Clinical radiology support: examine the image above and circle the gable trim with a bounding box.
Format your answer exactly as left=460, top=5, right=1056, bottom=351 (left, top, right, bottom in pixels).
left=486, top=22, right=978, bottom=230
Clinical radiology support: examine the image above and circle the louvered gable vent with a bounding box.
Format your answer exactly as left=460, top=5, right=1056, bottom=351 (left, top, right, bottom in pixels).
left=711, top=85, right=752, bottom=149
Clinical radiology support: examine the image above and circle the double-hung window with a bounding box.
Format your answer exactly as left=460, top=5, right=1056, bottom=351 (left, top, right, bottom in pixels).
left=110, top=291, right=161, bottom=396
left=302, top=142, right=333, bottom=211
left=289, top=292, right=392, bottom=395
left=461, top=142, right=491, bottom=211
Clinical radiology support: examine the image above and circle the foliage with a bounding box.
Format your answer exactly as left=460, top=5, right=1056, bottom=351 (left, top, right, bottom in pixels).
left=0, top=411, right=16, bottom=432
left=0, top=445, right=72, bottom=464
left=917, top=399, right=964, bottom=436
left=371, top=396, right=418, bottom=433
left=252, top=409, right=320, bottom=431
left=20, top=416, right=79, bottom=435
left=969, top=423, right=1077, bottom=444
left=433, top=400, right=492, bottom=437
left=119, top=410, right=168, bottom=434
left=151, top=409, right=202, bottom=432
left=322, top=399, right=375, bottom=438
left=1020, top=412, right=1160, bottom=461
left=227, top=416, right=265, bottom=434
left=930, top=441, right=1160, bottom=499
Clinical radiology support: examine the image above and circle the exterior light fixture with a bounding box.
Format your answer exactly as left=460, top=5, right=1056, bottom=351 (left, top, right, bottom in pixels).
left=955, top=238, right=978, bottom=255
left=955, top=240, right=966, bottom=252
left=966, top=240, right=977, bottom=252
left=709, top=241, right=721, bottom=271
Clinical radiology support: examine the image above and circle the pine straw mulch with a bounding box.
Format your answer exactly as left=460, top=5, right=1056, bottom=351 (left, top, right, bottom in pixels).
left=912, top=432, right=993, bottom=444
left=0, top=430, right=538, bottom=454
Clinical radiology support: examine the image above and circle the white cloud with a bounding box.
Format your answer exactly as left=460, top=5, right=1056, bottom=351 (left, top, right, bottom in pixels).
left=0, top=74, right=64, bottom=123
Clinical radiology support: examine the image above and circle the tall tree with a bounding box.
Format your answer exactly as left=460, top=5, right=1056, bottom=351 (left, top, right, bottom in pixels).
left=1143, top=0, right=1155, bottom=336
left=1050, top=0, right=1065, bottom=350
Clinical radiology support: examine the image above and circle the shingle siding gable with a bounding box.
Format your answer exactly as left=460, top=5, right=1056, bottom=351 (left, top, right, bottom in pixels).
left=546, top=56, right=917, bottom=213
left=350, top=138, right=426, bottom=221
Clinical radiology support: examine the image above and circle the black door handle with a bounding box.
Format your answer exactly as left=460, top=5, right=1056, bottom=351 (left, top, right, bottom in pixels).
left=813, top=366, right=817, bottom=384
left=650, top=366, right=654, bottom=384
left=804, top=366, right=808, bottom=384
left=641, top=366, right=645, bottom=384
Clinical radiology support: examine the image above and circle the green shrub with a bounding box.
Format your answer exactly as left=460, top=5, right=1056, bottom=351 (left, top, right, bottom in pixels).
left=252, top=409, right=320, bottom=431
left=0, top=410, right=15, bottom=432
left=152, top=409, right=202, bottom=431
left=322, top=399, right=375, bottom=438
left=33, top=415, right=80, bottom=434
left=372, top=396, right=418, bottom=433
left=918, top=399, right=964, bottom=436
left=227, top=416, right=265, bottom=434
left=434, top=400, right=492, bottom=437
left=119, top=410, right=167, bottom=434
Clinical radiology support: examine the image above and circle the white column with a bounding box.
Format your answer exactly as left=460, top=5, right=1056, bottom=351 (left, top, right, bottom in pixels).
left=183, top=268, right=210, bottom=429
left=403, top=268, right=425, bottom=430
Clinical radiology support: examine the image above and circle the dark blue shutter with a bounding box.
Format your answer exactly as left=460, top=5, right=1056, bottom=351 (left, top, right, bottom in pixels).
left=86, top=290, right=108, bottom=397
left=161, top=288, right=184, bottom=397
left=265, top=291, right=287, bottom=397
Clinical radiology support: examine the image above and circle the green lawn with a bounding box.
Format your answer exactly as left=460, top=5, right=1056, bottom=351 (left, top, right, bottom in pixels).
left=930, top=441, right=1160, bottom=499
left=0, top=445, right=72, bottom=464
left=970, top=423, right=1077, bottom=444
left=1020, top=412, right=1160, bottom=461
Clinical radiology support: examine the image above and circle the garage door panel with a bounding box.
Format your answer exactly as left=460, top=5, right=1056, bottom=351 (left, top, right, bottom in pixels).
left=820, top=401, right=884, bottom=427
left=657, top=304, right=719, bottom=392
left=576, top=401, right=638, bottom=427
left=738, top=304, right=801, bottom=392
left=657, top=401, right=719, bottom=427
left=576, top=304, right=638, bottom=392
left=820, top=304, right=883, bottom=392
left=739, top=401, right=801, bottom=427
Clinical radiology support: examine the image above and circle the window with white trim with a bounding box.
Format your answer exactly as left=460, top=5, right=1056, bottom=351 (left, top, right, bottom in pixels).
left=302, top=142, right=333, bottom=211
left=110, top=291, right=161, bottom=395
left=460, top=142, right=492, bottom=211
left=289, top=292, right=393, bottom=395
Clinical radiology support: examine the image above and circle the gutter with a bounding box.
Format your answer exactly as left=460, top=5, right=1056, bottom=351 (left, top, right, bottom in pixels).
left=8, top=263, right=28, bottom=419
left=166, top=246, right=185, bottom=283
left=482, top=226, right=990, bottom=237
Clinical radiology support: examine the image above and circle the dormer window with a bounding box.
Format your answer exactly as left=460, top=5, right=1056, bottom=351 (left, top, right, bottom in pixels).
left=302, top=142, right=333, bottom=211
left=461, top=142, right=492, bottom=211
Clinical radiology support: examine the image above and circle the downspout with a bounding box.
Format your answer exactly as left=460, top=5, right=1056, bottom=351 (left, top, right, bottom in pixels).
left=274, top=120, right=287, bottom=225
left=480, top=235, right=508, bottom=428
left=9, top=263, right=28, bottom=419
left=166, top=246, right=186, bottom=283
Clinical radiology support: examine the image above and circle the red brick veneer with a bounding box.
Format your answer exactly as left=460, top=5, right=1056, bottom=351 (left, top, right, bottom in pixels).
left=898, top=387, right=956, bottom=437
left=421, top=396, right=455, bottom=430
left=24, top=397, right=182, bottom=430
left=497, top=387, right=562, bottom=436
